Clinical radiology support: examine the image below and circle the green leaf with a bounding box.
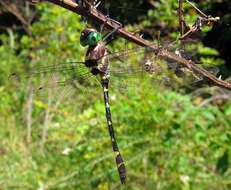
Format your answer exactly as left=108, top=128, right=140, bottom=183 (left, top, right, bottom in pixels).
left=216, top=150, right=229, bottom=175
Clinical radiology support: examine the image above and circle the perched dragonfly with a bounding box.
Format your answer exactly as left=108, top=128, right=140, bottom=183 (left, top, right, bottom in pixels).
left=10, top=26, right=228, bottom=184
left=79, top=27, right=127, bottom=183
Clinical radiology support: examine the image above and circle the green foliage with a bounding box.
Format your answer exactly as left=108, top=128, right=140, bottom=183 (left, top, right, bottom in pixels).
left=0, top=1, right=231, bottom=190
left=146, top=0, right=179, bottom=28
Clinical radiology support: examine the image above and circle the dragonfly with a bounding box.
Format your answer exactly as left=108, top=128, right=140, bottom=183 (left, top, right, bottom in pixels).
left=10, top=25, right=228, bottom=184
left=79, top=27, right=127, bottom=183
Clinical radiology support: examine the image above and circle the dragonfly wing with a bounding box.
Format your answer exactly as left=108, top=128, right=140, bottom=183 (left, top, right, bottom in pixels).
left=9, top=62, right=90, bottom=88
left=103, top=41, right=223, bottom=90
left=9, top=61, right=101, bottom=96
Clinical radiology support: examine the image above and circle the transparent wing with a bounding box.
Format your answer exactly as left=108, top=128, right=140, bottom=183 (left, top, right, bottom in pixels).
left=10, top=61, right=92, bottom=88
left=106, top=48, right=191, bottom=90
left=103, top=42, right=223, bottom=91
left=9, top=61, right=103, bottom=105
left=9, top=41, right=222, bottom=97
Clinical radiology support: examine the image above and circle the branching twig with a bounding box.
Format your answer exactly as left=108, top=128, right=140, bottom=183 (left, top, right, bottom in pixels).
left=179, top=0, right=220, bottom=40
left=180, top=16, right=220, bottom=40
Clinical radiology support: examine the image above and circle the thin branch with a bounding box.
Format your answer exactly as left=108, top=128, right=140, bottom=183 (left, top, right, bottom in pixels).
left=186, top=0, right=207, bottom=18
left=27, top=0, right=231, bottom=90
left=26, top=83, right=33, bottom=145
left=178, top=0, right=185, bottom=37
left=180, top=0, right=220, bottom=40
left=0, top=0, right=31, bottom=34
left=180, top=16, right=220, bottom=40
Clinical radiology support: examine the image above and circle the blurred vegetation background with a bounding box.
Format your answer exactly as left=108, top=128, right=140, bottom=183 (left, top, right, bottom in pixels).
left=0, top=0, right=231, bottom=189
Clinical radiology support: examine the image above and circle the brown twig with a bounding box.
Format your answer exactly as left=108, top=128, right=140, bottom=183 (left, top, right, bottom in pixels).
left=178, top=0, right=185, bottom=37
left=180, top=16, right=220, bottom=40
left=186, top=0, right=207, bottom=18
left=0, top=0, right=31, bottom=35
left=179, top=0, right=220, bottom=40
left=27, top=0, right=231, bottom=90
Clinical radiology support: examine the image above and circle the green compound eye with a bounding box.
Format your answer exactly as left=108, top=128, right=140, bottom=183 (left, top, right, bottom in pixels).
left=80, top=31, right=102, bottom=47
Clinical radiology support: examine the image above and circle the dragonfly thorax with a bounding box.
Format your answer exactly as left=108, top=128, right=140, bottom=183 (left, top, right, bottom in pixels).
left=85, top=41, right=106, bottom=61
left=85, top=41, right=109, bottom=78
left=80, top=28, right=109, bottom=78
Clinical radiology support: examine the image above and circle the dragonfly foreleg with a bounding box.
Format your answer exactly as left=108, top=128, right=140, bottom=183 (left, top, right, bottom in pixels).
left=102, top=20, right=122, bottom=45
left=101, top=78, right=126, bottom=184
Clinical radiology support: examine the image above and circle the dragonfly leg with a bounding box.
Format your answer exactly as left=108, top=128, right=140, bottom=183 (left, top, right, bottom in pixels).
left=101, top=17, right=122, bottom=44
left=101, top=78, right=126, bottom=184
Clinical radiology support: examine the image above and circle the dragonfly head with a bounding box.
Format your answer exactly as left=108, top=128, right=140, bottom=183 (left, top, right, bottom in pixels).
left=80, top=28, right=102, bottom=47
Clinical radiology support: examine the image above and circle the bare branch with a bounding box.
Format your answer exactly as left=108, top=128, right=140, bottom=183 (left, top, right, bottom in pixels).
left=180, top=0, right=220, bottom=40
left=0, top=0, right=32, bottom=34
left=186, top=0, right=207, bottom=18
left=180, top=16, right=220, bottom=40
left=178, top=0, right=185, bottom=37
